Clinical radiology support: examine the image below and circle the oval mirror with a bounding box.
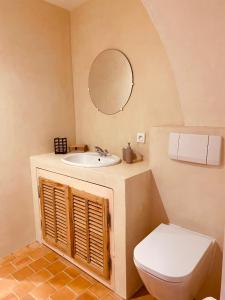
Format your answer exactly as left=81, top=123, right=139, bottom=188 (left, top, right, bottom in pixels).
left=88, top=49, right=134, bottom=115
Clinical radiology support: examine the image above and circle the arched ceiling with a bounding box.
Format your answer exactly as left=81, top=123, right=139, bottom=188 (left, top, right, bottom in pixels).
left=141, top=0, right=225, bottom=127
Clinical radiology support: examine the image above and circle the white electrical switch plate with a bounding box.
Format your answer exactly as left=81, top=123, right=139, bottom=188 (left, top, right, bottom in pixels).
left=168, top=133, right=180, bottom=160
left=137, top=132, right=146, bottom=143
left=178, top=133, right=208, bottom=164
left=207, top=136, right=222, bottom=166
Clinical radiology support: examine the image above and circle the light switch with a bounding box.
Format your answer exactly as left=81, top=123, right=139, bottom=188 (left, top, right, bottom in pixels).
left=178, top=133, right=208, bottom=164
left=168, top=133, right=180, bottom=160
left=207, top=136, right=222, bottom=166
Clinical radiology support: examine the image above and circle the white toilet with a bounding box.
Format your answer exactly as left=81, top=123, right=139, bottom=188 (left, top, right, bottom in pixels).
left=134, top=224, right=215, bottom=300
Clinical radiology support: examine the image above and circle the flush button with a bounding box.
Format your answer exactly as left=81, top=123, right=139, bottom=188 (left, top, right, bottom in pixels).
left=178, top=133, right=208, bottom=164
left=207, top=136, right=222, bottom=166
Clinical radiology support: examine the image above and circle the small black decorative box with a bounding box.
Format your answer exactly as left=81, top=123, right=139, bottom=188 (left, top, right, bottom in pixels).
left=54, top=137, right=67, bottom=154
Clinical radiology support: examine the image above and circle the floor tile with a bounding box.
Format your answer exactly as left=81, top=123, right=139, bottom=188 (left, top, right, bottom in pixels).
left=27, top=242, right=41, bottom=250
left=0, top=276, right=17, bottom=297
left=0, top=241, right=150, bottom=300
left=0, top=264, right=16, bottom=278
left=44, top=252, right=59, bottom=263
left=13, top=247, right=29, bottom=258
left=13, top=281, right=35, bottom=297
left=102, top=294, right=120, bottom=300
left=29, top=246, right=50, bottom=260
left=0, top=293, right=18, bottom=300
left=16, top=242, right=40, bottom=258
left=89, top=282, right=110, bottom=298
left=0, top=255, right=16, bottom=266
left=46, top=260, right=67, bottom=275
left=81, top=272, right=98, bottom=284
left=29, top=258, right=50, bottom=272
left=75, top=291, right=98, bottom=300
left=64, top=267, right=80, bottom=279
left=103, top=292, right=123, bottom=300
left=58, top=257, right=74, bottom=267
left=50, top=286, right=76, bottom=300
left=27, top=269, right=52, bottom=285
left=68, top=275, right=93, bottom=294
left=13, top=267, right=34, bottom=281
left=20, top=295, right=35, bottom=300
left=30, top=282, right=56, bottom=299
left=48, top=271, right=72, bottom=290
left=12, top=256, right=33, bottom=269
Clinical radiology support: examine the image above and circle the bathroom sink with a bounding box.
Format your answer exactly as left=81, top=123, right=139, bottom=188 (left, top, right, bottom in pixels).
left=61, top=152, right=121, bottom=168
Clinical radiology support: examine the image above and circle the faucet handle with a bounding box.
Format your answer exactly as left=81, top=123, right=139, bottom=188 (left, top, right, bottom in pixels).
left=95, top=146, right=108, bottom=156
left=95, top=146, right=103, bottom=152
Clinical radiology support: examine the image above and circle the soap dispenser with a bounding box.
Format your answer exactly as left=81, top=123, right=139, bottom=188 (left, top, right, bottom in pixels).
left=123, top=143, right=134, bottom=163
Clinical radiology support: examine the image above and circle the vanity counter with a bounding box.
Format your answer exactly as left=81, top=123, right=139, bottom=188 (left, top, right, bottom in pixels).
left=30, top=152, right=152, bottom=299
left=30, top=152, right=150, bottom=187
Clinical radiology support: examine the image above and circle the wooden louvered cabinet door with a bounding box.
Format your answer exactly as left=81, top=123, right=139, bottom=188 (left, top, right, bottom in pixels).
left=71, top=188, right=110, bottom=279
left=39, top=178, right=72, bottom=256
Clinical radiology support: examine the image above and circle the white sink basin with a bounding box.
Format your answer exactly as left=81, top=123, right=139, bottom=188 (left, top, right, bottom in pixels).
left=61, top=152, right=121, bottom=168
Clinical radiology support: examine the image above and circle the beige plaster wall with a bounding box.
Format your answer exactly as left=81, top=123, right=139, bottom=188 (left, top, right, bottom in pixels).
left=0, top=0, right=75, bottom=256
left=70, top=0, right=183, bottom=159
left=142, top=0, right=225, bottom=127
left=150, top=126, right=225, bottom=299
left=70, top=1, right=225, bottom=297
left=139, top=2, right=225, bottom=297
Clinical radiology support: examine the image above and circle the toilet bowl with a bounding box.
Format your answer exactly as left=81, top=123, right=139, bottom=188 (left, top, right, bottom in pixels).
left=134, top=224, right=215, bottom=300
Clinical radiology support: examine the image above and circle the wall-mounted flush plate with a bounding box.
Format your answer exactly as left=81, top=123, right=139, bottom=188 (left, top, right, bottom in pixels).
left=137, top=132, right=146, bottom=143
left=168, top=132, right=222, bottom=166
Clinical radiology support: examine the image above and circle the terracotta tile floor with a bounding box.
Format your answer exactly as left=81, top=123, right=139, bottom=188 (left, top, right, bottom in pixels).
left=0, top=242, right=154, bottom=300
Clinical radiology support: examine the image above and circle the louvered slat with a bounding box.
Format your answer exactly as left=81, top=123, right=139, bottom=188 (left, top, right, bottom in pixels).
left=39, top=178, right=72, bottom=256
left=71, top=188, right=110, bottom=279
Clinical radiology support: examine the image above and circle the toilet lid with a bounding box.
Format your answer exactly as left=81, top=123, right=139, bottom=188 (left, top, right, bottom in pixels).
left=134, top=224, right=214, bottom=283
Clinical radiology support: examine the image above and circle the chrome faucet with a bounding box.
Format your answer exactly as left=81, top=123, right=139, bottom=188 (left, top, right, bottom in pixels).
left=95, top=146, right=108, bottom=156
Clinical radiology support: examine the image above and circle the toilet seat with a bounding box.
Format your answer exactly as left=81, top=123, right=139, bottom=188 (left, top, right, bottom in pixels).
left=134, top=224, right=214, bottom=283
